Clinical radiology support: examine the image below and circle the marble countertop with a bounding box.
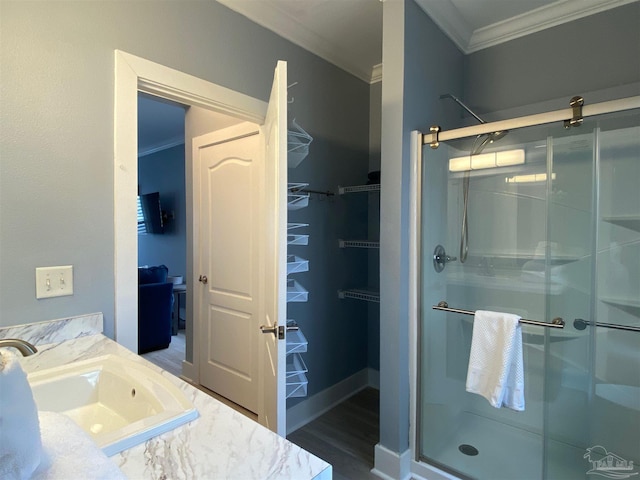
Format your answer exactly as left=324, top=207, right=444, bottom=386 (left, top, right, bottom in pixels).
left=11, top=317, right=331, bottom=480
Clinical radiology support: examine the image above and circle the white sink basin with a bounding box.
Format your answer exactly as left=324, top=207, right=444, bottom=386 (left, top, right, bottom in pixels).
left=28, top=354, right=198, bottom=456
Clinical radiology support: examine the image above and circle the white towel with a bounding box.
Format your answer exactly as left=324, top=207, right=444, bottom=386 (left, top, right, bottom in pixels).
left=465, top=310, right=525, bottom=411
left=32, top=411, right=127, bottom=480
left=0, top=350, right=43, bottom=480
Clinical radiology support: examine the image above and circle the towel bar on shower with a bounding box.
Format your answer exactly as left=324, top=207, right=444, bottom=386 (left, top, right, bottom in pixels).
left=432, top=301, right=565, bottom=329
left=573, top=318, right=640, bottom=333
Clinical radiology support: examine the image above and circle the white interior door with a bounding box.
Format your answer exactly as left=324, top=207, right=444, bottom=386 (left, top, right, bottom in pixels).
left=194, top=122, right=262, bottom=413
left=193, top=61, right=288, bottom=434
left=259, top=61, right=288, bottom=435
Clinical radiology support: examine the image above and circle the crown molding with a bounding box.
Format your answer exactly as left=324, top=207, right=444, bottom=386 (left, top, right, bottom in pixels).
left=413, top=0, right=472, bottom=53
left=371, top=63, right=383, bottom=84
left=467, top=0, right=639, bottom=53
left=217, top=0, right=373, bottom=83
left=138, top=136, right=185, bottom=158
left=418, top=0, right=637, bottom=54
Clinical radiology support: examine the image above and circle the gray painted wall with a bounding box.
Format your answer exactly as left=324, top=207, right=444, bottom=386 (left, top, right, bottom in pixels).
left=138, top=144, right=187, bottom=279
left=464, top=2, right=640, bottom=115
left=0, top=2, right=370, bottom=402
left=380, top=0, right=465, bottom=455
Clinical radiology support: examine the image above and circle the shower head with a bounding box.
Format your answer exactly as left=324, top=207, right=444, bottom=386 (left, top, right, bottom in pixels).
left=471, top=130, right=508, bottom=155
left=440, top=93, right=508, bottom=155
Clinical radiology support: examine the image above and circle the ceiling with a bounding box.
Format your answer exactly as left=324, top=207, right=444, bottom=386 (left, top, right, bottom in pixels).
left=138, top=0, right=636, bottom=154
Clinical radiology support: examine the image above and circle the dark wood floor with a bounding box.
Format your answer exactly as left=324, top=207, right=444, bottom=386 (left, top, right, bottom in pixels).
left=142, top=336, right=380, bottom=479
left=288, top=388, right=381, bottom=480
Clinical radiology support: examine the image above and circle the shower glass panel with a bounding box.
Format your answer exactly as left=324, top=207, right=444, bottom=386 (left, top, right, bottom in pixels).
left=418, top=109, right=640, bottom=480
left=545, top=112, right=640, bottom=479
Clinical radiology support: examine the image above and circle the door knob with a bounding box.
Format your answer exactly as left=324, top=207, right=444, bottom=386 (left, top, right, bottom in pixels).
left=198, top=275, right=208, bottom=284
left=260, top=324, right=285, bottom=339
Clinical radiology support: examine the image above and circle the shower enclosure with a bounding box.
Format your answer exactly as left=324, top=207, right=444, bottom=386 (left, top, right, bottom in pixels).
left=416, top=98, right=640, bottom=479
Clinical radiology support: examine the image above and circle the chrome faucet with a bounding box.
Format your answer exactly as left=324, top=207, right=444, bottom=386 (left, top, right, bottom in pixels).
left=0, top=338, right=38, bottom=356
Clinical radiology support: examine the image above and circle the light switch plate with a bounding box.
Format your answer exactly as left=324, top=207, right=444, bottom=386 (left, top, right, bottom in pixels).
left=36, top=265, right=73, bottom=299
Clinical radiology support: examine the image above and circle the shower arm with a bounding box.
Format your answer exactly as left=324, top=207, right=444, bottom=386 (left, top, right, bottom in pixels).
left=439, top=93, right=486, bottom=125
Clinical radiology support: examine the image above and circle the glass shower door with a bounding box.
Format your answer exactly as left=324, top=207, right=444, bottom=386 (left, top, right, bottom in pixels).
left=419, top=124, right=570, bottom=479
left=418, top=109, right=640, bottom=480
left=545, top=111, right=640, bottom=479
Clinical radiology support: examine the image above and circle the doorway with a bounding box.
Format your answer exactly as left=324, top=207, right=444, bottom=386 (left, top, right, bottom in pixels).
left=114, top=51, right=288, bottom=435
left=136, top=93, right=245, bottom=363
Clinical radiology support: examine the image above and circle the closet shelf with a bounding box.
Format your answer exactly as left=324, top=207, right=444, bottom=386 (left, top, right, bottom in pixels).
left=286, top=353, right=308, bottom=378
left=288, top=223, right=309, bottom=230
left=288, top=183, right=310, bottom=210
left=338, top=183, right=380, bottom=195
left=287, top=119, right=313, bottom=169
left=338, top=289, right=380, bottom=303
left=286, top=372, right=308, bottom=398
left=602, top=215, right=640, bottom=232
left=288, top=193, right=309, bottom=210
left=287, top=223, right=309, bottom=246
left=339, top=239, right=380, bottom=249
left=287, top=255, right=309, bottom=274
left=288, top=234, right=309, bottom=246
left=287, top=279, right=309, bottom=303
left=286, top=327, right=308, bottom=355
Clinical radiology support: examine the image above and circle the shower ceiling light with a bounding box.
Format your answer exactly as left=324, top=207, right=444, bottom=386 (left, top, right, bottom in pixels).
left=449, top=149, right=525, bottom=172
left=505, top=172, right=556, bottom=184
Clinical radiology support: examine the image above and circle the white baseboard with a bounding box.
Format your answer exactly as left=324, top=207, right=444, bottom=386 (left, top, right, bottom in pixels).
left=371, top=444, right=411, bottom=480
left=286, top=367, right=379, bottom=435
left=180, top=359, right=196, bottom=384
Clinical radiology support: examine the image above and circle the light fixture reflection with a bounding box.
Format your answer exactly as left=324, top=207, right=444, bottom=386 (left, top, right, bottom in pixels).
left=449, top=149, right=525, bottom=172
left=505, top=173, right=556, bottom=183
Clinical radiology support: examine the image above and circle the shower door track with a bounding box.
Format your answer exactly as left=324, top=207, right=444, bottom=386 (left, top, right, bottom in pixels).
left=423, top=95, right=640, bottom=146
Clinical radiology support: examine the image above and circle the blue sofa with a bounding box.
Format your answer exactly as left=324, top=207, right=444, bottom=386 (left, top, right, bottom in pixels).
left=138, top=265, right=173, bottom=354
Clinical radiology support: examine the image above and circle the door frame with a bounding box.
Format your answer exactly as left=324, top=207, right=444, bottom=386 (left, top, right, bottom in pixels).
left=114, top=50, right=267, bottom=383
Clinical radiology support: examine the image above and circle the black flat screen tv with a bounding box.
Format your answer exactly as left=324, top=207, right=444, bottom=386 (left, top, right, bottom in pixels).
left=140, top=192, right=164, bottom=234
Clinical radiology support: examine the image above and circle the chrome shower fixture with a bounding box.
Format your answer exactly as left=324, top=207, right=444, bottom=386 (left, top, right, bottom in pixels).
left=440, top=93, right=508, bottom=155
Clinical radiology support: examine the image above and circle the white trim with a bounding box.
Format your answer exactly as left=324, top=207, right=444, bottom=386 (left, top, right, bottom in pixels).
left=114, top=50, right=267, bottom=356
left=138, top=137, right=185, bottom=157
left=408, top=131, right=421, bottom=468
left=180, top=359, right=196, bottom=384
left=413, top=0, right=472, bottom=53
left=425, top=96, right=640, bottom=144
left=371, top=63, right=383, bottom=84
left=372, top=445, right=411, bottom=480
left=468, top=0, right=639, bottom=53
left=217, top=0, right=374, bottom=83
left=416, top=0, right=636, bottom=54
left=286, top=367, right=377, bottom=435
